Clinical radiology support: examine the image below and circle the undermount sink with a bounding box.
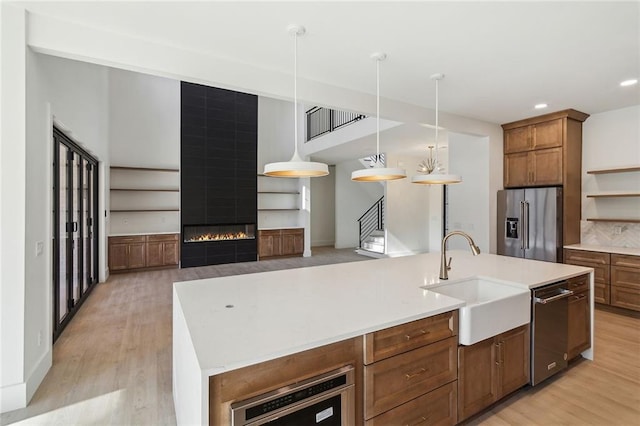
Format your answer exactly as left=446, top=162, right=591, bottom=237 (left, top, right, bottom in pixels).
left=422, top=278, right=530, bottom=345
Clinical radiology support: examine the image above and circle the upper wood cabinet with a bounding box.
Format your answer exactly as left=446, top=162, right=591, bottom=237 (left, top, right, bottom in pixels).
left=502, top=109, right=589, bottom=189
left=504, top=118, right=563, bottom=154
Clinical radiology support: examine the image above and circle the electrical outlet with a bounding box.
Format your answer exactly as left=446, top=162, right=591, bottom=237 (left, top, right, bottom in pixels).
left=37, top=330, right=42, bottom=347
left=614, top=225, right=623, bottom=235
left=35, top=241, right=44, bottom=256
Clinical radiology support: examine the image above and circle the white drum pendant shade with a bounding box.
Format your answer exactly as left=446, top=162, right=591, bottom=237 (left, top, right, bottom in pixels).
left=411, top=74, right=462, bottom=185
left=263, top=25, right=329, bottom=178
left=351, top=52, right=406, bottom=182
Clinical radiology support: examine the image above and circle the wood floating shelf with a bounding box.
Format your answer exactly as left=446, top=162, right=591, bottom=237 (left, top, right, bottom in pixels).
left=111, top=188, right=180, bottom=192
left=111, top=209, right=180, bottom=212
left=111, top=166, right=179, bottom=172
left=257, top=191, right=300, bottom=194
left=586, top=193, right=640, bottom=198
left=587, top=165, right=640, bottom=174
left=586, top=218, right=640, bottom=223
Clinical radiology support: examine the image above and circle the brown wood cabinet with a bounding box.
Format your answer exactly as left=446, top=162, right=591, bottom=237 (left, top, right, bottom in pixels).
left=458, top=325, right=530, bottom=422
left=564, top=249, right=610, bottom=304
left=108, top=233, right=179, bottom=272
left=502, top=109, right=589, bottom=251
left=611, top=254, right=640, bottom=311
left=567, top=274, right=591, bottom=359
left=258, top=228, right=303, bottom=259
left=363, top=311, right=458, bottom=424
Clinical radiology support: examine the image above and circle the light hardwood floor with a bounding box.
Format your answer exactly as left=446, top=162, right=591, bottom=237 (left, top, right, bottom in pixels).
left=2, top=249, right=639, bottom=425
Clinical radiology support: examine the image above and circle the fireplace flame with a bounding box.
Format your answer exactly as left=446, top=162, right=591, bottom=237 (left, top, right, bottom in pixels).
left=185, top=231, right=252, bottom=242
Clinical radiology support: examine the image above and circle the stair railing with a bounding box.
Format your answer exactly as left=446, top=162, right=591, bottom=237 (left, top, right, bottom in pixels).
left=357, top=196, right=384, bottom=249
left=306, top=106, right=366, bottom=141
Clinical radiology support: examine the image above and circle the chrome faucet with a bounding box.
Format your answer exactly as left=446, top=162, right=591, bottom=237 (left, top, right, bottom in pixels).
left=440, top=231, right=481, bottom=280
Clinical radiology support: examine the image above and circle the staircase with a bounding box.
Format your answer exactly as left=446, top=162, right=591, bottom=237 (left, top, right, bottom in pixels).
left=356, top=196, right=387, bottom=258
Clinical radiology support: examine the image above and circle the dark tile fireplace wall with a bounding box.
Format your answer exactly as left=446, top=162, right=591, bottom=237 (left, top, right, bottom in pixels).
left=180, top=82, right=258, bottom=267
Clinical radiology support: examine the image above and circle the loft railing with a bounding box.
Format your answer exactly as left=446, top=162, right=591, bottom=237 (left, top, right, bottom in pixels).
left=306, top=106, right=366, bottom=142
left=357, top=196, right=384, bottom=249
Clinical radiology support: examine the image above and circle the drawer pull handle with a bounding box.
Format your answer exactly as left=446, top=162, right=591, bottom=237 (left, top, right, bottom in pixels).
left=405, top=330, right=429, bottom=341
left=569, top=256, right=606, bottom=264
left=404, top=367, right=427, bottom=380
left=405, top=415, right=429, bottom=426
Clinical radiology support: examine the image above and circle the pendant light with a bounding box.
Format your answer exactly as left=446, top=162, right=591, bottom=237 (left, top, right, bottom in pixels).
left=264, top=25, right=329, bottom=178
left=351, top=53, right=406, bottom=182
left=411, top=73, right=462, bottom=184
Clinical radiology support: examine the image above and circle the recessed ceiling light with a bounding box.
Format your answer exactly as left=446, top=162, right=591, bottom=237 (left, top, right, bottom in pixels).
left=620, top=79, right=638, bottom=87
left=534, top=103, right=548, bottom=109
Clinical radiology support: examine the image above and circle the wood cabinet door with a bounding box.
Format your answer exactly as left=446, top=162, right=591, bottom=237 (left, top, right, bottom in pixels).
left=281, top=230, right=302, bottom=256
left=504, top=152, right=530, bottom=188
left=163, top=241, right=179, bottom=265
left=611, top=266, right=640, bottom=311
left=497, top=325, right=530, bottom=398
left=457, top=338, right=498, bottom=422
left=258, top=231, right=281, bottom=258
left=504, top=126, right=531, bottom=154
left=568, top=290, right=591, bottom=359
left=128, top=242, right=146, bottom=269
left=532, top=118, right=563, bottom=150
left=108, top=243, right=129, bottom=271
left=146, top=241, right=164, bottom=267
left=530, top=147, right=563, bottom=186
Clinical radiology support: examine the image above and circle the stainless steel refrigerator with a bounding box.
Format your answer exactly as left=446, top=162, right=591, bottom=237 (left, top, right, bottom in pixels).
left=497, top=187, right=563, bottom=263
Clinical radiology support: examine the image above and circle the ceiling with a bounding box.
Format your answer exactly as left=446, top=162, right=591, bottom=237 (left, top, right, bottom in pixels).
left=18, top=1, right=639, bottom=125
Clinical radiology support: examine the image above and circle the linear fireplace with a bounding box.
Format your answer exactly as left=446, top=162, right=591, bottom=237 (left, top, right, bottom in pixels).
left=183, top=224, right=256, bottom=243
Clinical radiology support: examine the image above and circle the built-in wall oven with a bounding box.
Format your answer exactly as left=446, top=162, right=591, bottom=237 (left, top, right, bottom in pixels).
left=531, top=281, right=573, bottom=385
left=231, top=366, right=355, bottom=425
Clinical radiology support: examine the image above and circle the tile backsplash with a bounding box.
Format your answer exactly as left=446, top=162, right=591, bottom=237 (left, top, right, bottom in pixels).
left=580, top=220, right=640, bottom=248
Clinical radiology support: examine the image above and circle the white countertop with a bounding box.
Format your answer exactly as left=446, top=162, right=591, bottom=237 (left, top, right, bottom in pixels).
left=173, top=251, right=592, bottom=377
left=564, top=244, right=640, bottom=256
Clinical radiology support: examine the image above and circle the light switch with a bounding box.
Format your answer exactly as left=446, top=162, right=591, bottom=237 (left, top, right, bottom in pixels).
left=35, top=241, right=44, bottom=256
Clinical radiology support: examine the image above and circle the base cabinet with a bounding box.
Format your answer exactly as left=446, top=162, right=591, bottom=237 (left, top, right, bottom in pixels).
left=109, top=234, right=179, bottom=272
left=363, top=311, right=458, bottom=425
left=564, top=249, right=610, bottom=304
left=458, top=325, right=530, bottom=422
left=258, top=228, right=303, bottom=259
left=567, top=274, right=591, bottom=360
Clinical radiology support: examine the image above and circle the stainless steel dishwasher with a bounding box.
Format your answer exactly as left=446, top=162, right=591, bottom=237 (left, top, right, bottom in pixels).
left=231, top=365, right=354, bottom=425
left=531, top=281, right=573, bottom=385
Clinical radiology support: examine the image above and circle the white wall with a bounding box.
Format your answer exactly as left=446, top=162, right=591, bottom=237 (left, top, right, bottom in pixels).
left=108, top=68, right=180, bottom=168
left=1, top=3, right=28, bottom=412
left=334, top=160, right=384, bottom=249
left=446, top=134, right=491, bottom=252
left=582, top=105, right=640, bottom=220
left=310, top=166, right=336, bottom=247
left=385, top=154, right=431, bottom=256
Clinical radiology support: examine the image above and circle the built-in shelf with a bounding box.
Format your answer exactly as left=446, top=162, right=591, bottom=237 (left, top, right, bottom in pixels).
left=586, top=218, right=640, bottom=223
left=111, top=166, right=179, bottom=173
left=257, top=191, right=300, bottom=194
left=586, top=192, right=640, bottom=198
left=111, top=188, right=180, bottom=192
left=587, top=165, right=640, bottom=174
left=258, top=208, right=300, bottom=211
left=111, top=209, right=180, bottom=212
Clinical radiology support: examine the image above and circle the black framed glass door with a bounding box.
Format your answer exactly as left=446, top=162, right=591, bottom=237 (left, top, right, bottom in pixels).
left=53, top=127, right=99, bottom=342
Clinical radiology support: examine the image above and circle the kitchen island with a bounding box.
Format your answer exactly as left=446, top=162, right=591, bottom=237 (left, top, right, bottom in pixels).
left=173, top=251, right=592, bottom=425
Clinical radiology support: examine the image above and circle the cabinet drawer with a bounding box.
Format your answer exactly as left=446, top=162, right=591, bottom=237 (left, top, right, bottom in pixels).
left=364, top=311, right=457, bottom=364
left=365, top=381, right=457, bottom=426
left=611, top=254, right=640, bottom=269
left=109, top=235, right=146, bottom=244
left=364, top=336, right=457, bottom=419
left=567, top=274, right=590, bottom=293
left=565, top=249, right=609, bottom=265
left=147, top=233, right=179, bottom=242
